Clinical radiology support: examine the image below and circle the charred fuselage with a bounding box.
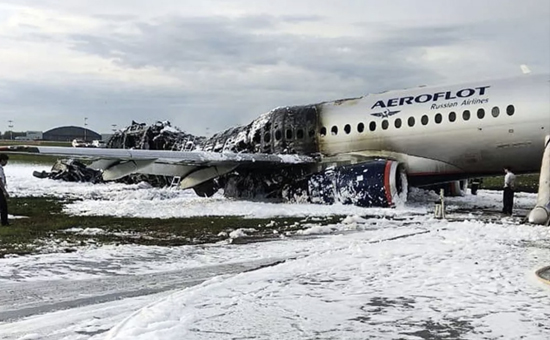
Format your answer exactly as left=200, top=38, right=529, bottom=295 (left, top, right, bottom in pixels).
left=199, top=105, right=325, bottom=201
left=201, top=105, right=321, bottom=155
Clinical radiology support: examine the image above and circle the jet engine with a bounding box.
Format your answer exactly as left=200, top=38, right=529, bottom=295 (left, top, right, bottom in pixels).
left=307, top=160, right=407, bottom=207
left=219, top=160, right=407, bottom=208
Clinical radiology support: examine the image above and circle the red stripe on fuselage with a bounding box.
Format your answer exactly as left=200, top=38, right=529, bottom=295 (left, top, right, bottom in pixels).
left=384, top=161, right=393, bottom=206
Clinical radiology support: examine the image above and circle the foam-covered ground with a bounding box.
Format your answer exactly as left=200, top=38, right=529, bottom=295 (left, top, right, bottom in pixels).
left=0, top=163, right=548, bottom=339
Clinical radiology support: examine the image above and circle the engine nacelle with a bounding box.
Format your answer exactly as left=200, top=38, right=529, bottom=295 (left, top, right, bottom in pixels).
left=308, top=160, right=407, bottom=207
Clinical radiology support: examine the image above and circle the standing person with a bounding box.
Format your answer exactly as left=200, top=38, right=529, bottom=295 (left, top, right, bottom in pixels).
left=502, top=166, right=516, bottom=215
left=0, top=154, right=9, bottom=226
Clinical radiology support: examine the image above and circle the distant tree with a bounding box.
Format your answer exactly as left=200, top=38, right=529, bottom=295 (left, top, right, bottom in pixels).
left=1, top=131, right=26, bottom=140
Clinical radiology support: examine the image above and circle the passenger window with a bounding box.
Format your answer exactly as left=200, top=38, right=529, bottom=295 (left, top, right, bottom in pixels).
left=491, top=107, right=499, bottom=117
left=275, top=130, right=282, bottom=141
left=264, top=132, right=271, bottom=143
left=421, top=115, right=428, bottom=125
left=369, top=121, right=376, bottom=131
left=320, top=127, right=327, bottom=136
left=435, top=113, right=442, bottom=124
left=344, top=124, right=351, bottom=134
left=476, top=109, right=484, bottom=119
left=297, top=129, right=304, bottom=139
left=382, top=120, right=389, bottom=130
left=286, top=129, right=293, bottom=140
left=449, top=112, right=456, bottom=122
left=462, top=110, right=470, bottom=121
left=357, top=122, right=364, bottom=133
left=395, top=118, right=402, bottom=128
left=253, top=133, right=261, bottom=143
left=506, top=105, right=515, bottom=116
left=331, top=126, right=338, bottom=135
left=408, top=117, right=415, bottom=127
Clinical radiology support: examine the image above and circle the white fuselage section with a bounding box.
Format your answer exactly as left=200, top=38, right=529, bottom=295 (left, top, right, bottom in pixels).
left=317, top=74, right=550, bottom=178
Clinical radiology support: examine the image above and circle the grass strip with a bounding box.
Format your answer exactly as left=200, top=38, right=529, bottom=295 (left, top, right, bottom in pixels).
left=0, top=196, right=342, bottom=257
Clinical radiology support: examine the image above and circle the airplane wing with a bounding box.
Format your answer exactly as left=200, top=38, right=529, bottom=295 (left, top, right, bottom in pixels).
left=0, top=145, right=316, bottom=188
left=0, top=145, right=315, bottom=166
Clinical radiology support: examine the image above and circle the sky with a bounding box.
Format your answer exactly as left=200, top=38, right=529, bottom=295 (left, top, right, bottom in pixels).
left=0, top=0, right=549, bottom=136
left=0, top=163, right=549, bottom=339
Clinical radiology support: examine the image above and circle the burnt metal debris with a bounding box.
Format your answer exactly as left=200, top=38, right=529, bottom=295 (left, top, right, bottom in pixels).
left=33, top=159, right=103, bottom=184
left=106, top=120, right=205, bottom=151
left=34, top=105, right=323, bottom=194
left=34, top=121, right=205, bottom=186
left=35, top=105, right=322, bottom=184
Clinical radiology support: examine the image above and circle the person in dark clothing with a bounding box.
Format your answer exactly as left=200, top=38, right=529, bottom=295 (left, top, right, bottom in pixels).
left=0, top=154, right=9, bottom=226
left=502, top=166, right=516, bottom=215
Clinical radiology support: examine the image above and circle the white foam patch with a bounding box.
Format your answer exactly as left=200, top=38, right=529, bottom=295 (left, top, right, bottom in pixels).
left=1, top=162, right=547, bottom=339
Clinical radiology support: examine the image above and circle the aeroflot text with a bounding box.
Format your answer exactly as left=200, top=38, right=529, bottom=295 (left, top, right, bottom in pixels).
left=371, top=86, right=490, bottom=109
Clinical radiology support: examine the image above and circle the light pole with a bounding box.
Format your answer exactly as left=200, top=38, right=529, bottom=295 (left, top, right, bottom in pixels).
left=84, top=117, right=88, bottom=142
left=7, top=120, right=13, bottom=140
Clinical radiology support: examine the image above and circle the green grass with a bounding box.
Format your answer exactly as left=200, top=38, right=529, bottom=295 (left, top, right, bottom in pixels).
left=477, top=173, right=539, bottom=193
left=0, top=196, right=343, bottom=257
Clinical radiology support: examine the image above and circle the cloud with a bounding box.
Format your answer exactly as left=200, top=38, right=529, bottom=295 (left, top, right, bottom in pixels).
left=0, top=1, right=548, bottom=135
left=68, top=15, right=453, bottom=85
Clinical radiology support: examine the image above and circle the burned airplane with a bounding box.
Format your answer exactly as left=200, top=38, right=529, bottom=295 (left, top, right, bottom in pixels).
left=2, top=72, right=550, bottom=224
